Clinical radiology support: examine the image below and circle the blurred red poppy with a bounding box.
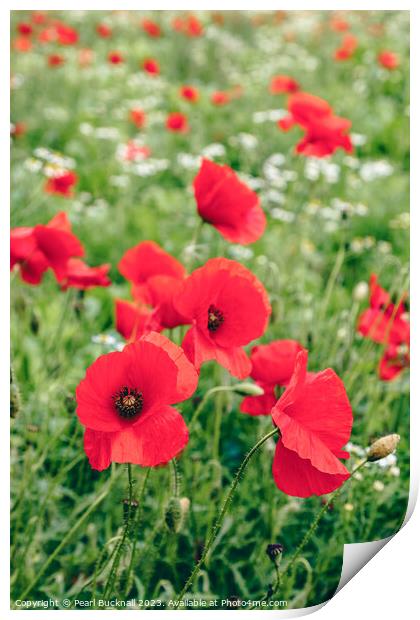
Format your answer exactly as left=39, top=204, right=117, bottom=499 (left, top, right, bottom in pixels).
left=119, top=240, right=186, bottom=286
left=193, top=158, right=266, bottom=244
left=142, top=58, right=160, bottom=75
left=17, top=23, right=33, bottom=36
left=13, top=37, right=32, bottom=52
left=379, top=342, right=410, bottom=381
left=76, top=332, right=198, bottom=470
left=175, top=258, right=271, bottom=378
left=130, top=108, right=146, bottom=128
left=108, top=51, right=124, bottom=64
left=357, top=274, right=409, bottom=345
left=79, top=48, right=94, bottom=67
left=166, top=112, right=189, bottom=133
left=44, top=171, right=77, bottom=196
left=141, top=19, right=161, bottom=37
left=96, top=23, right=112, bottom=38
left=55, top=22, right=79, bottom=45
left=61, top=258, right=111, bottom=290
left=334, top=34, right=358, bottom=61
left=11, top=122, right=27, bottom=138
left=11, top=212, right=84, bottom=284
left=329, top=15, right=349, bottom=32
left=48, top=54, right=65, bottom=67
left=271, top=350, right=352, bottom=497
left=269, top=75, right=299, bottom=94
left=279, top=91, right=353, bottom=157
left=211, top=91, right=230, bottom=106
left=180, top=85, right=200, bottom=102
left=240, top=340, right=304, bottom=416
left=378, top=51, right=399, bottom=70
left=115, top=299, right=161, bottom=342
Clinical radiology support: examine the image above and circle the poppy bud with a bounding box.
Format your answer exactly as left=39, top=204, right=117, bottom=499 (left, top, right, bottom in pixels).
left=367, top=434, right=400, bottom=462
left=30, top=310, right=40, bottom=334
left=266, top=543, right=284, bottom=563
left=10, top=367, right=21, bottom=418
left=232, top=382, right=265, bottom=397
left=122, top=498, right=139, bottom=522
left=164, top=497, right=183, bottom=533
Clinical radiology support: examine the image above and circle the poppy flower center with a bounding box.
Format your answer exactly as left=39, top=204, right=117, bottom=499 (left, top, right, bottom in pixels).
left=113, top=386, right=143, bottom=419
left=207, top=304, right=224, bottom=332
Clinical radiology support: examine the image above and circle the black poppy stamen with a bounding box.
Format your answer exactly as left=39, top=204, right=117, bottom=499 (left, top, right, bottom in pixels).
left=113, top=386, right=143, bottom=419
left=207, top=304, right=224, bottom=332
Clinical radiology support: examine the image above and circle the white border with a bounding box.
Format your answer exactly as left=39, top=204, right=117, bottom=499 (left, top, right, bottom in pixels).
left=3, top=3, right=418, bottom=619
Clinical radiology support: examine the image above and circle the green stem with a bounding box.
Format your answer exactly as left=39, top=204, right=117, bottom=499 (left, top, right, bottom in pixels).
left=17, top=477, right=115, bottom=601
left=268, top=459, right=368, bottom=601
left=124, top=468, right=151, bottom=597
left=190, top=386, right=234, bottom=428
left=175, top=426, right=279, bottom=604
left=103, top=464, right=135, bottom=599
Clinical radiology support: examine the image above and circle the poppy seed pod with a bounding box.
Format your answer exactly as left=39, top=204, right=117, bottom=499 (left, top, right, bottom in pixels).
left=233, top=382, right=265, bottom=397
left=266, top=543, right=284, bottom=563
left=165, top=497, right=183, bottom=533
left=367, top=434, right=400, bottom=462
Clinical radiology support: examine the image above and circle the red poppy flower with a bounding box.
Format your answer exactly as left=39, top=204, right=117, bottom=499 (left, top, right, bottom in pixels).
left=60, top=258, right=111, bottom=290
left=240, top=340, right=304, bottom=416
left=108, top=51, right=124, bottom=64
left=48, top=54, right=65, bottom=67
left=141, top=19, right=161, bottom=37
left=11, top=212, right=84, bottom=284
left=184, top=15, right=204, bottom=37
left=44, top=170, right=77, bottom=196
left=96, top=23, right=112, bottom=38
left=357, top=274, right=409, bottom=345
left=55, top=22, right=79, bottom=45
left=11, top=122, right=27, bottom=138
left=76, top=332, right=198, bottom=470
left=330, top=16, right=349, bottom=32
left=269, top=75, right=299, bottom=94
left=17, top=23, right=33, bottom=36
left=130, top=108, right=146, bottom=129
left=378, top=51, right=399, bottom=70
left=279, top=92, right=333, bottom=131
left=211, top=91, right=230, bottom=106
left=119, top=240, right=186, bottom=286
left=180, top=85, right=200, bottom=102
left=379, top=342, right=410, bottom=381
left=136, top=275, right=188, bottom=330
left=115, top=299, right=161, bottom=342
left=271, top=350, right=352, bottom=497
left=31, top=12, right=47, bottom=25
left=166, top=112, right=189, bottom=133
left=142, top=58, right=160, bottom=75
left=334, top=34, right=358, bottom=61
left=193, top=158, right=266, bottom=245
left=294, top=114, right=353, bottom=157
left=174, top=258, right=271, bottom=379
left=278, top=92, right=353, bottom=157
left=13, top=37, right=32, bottom=52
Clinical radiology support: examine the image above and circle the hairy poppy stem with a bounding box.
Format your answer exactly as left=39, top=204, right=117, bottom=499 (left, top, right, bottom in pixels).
left=175, top=426, right=279, bottom=605
left=103, top=464, right=136, bottom=600
left=123, top=468, right=151, bottom=597
left=265, top=458, right=368, bottom=602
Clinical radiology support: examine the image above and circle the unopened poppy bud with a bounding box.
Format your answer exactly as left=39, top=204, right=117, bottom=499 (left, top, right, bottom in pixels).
left=122, top=498, right=139, bottom=522
left=266, top=543, right=284, bottom=563
left=367, top=434, right=400, bottom=462
left=232, top=382, right=265, bottom=396
left=179, top=497, right=190, bottom=519
left=165, top=497, right=183, bottom=533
